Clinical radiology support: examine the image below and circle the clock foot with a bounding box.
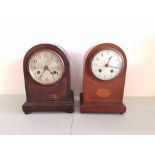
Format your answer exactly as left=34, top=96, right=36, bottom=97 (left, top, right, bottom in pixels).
left=24, top=110, right=32, bottom=114
left=22, top=103, right=32, bottom=114
left=22, top=101, right=32, bottom=114
left=67, top=108, right=74, bottom=113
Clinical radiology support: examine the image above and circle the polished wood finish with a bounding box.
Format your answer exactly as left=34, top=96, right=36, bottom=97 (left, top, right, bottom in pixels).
left=80, top=43, right=127, bottom=113
left=22, top=44, right=74, bottom=114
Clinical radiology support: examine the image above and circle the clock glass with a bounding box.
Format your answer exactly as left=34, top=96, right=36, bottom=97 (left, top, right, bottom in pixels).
left=91, top=49, right=124, bottom=80
left=28, top=50, right=64, bottom=85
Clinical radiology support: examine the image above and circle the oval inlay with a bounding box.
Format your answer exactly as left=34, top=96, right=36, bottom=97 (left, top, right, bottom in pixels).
left=96, top=89, right=111, bottom=98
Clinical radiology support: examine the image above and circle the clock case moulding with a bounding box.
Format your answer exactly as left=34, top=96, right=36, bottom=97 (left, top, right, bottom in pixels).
left=22, top=44, right=74, bottom=114
left=80, top=43, right=127, bottom=114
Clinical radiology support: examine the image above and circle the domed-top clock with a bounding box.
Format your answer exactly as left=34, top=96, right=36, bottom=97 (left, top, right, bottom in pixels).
left=22, top=44, right=74, bottom=114
left=80, top=43, right=127, bottom=113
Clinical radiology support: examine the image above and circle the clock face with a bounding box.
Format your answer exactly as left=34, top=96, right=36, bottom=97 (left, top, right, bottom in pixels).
left=28, top=50, right=65, bottom=85
left=91, top=49, right=124, bottom=81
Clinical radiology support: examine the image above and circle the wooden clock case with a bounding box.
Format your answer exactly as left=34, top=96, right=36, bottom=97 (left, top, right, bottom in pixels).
left=22, top=44, right=74, bottom=114
left=80, top=43, right=127, bottom=113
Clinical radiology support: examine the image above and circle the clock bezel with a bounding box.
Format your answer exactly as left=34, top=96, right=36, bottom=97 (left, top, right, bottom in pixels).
left=24, top=44, right=69, bottom=87
left=28, top=49, right=65, bottom=85
left=89, top=48, right=125, bottom=82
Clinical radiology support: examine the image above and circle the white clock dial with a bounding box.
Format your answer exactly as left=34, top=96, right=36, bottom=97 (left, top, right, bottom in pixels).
left=91, top=49, right=124, bottom=80
left=28, top=50, right=64, bottom=85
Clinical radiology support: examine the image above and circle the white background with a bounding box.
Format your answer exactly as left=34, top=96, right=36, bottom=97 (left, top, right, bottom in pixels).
left=0, top=0, right=155, bottom=96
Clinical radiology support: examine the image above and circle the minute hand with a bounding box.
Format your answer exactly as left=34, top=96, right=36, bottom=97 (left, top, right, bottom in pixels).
left=39, top=69, right=46, bottom=79
left=105, top=56, right=112, bottom=66
left=46, top=68, right=54, bottom=75
left=46, top=68, right=58, bottom=75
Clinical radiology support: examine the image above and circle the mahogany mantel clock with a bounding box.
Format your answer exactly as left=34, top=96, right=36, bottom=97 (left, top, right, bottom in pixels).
left=80, top=43, right=127, bottom=113
left=22, top=44, right=74, bottom=114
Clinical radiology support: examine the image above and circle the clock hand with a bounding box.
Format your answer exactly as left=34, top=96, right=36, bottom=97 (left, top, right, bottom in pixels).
left=46, top=67, right=58, bottom=75
left=105, top=56, right=112, bottom=67
left=39, top=69, right=46, bottom=79
left=38, top=66, right=48, bottom=79
left=108, top=65, right=119, bottom=69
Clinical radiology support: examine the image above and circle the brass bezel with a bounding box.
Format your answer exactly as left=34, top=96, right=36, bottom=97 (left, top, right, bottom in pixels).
left=28, top=49, right=65, bottom=85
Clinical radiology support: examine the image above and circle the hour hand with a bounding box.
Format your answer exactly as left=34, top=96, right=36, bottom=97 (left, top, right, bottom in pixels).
left=108, top=65, right=119, bottom=69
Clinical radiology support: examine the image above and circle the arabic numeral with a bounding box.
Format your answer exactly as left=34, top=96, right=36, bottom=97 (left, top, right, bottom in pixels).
left=33, top=60, right=37, bottom=64
left=33, top=66, right=36, bottom=70
left=38, top=55, right=41, bottom=59
left=44, top=53, right=48, bottom=57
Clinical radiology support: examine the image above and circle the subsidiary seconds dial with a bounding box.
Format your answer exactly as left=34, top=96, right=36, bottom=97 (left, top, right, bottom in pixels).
left=91, top=49, right=124, bottom=80
left=28, top=50, right=64, bottom=85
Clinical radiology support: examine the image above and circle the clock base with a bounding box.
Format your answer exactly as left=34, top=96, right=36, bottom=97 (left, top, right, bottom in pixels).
left=22, top=90, right=74, bottom=114
left=80, top=93, right=126, bottom=114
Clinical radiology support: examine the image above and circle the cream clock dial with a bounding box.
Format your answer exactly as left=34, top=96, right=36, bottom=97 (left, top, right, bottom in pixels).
left=28, top=50, right=64, bottom=85
left=91, top=49, right=124, bottom=80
